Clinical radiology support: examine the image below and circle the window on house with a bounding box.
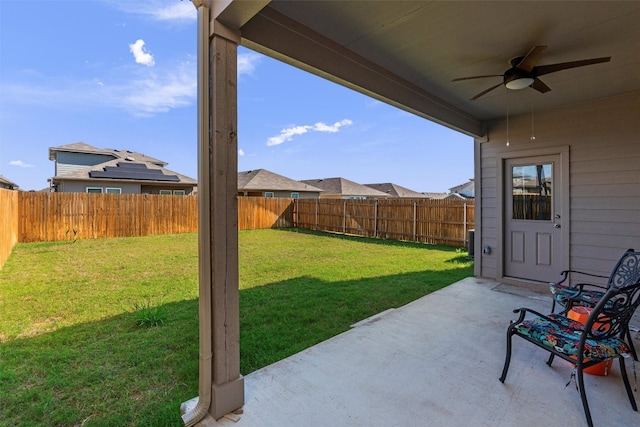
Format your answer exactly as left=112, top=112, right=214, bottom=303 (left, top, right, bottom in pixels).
left=159, top=190, right=172, bottom=195
left=173, top=190, right=186, bottom=195
left=512, top=163, right=552, bottom=221
left=291, top=192, right=299, bottom=199
left=106, top=188, right=121, bottom=194
left=264, top=192, right=274, bottom=198
left=87, top=187, right=103, bottom=193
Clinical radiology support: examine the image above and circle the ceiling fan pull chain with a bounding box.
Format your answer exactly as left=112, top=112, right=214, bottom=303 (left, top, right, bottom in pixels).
left=506, top=92, right=510, bottom=147
left=531, top=101, right=536, bottom=142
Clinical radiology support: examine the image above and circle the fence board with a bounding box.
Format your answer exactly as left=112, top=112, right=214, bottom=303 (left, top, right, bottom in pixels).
left=295, top=198, right=474, bottom=247
left=0, top=188, right=19, bottom=268
left=13, top=193, right=294, bottom=243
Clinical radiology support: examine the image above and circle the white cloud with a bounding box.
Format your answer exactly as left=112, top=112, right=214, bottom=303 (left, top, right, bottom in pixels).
left=238, top=149, right=245, bottom=156
left=122, top=61, right=196, bottom=116
left=238, top=52, right=262, bottom=77
left=1, top=59, right=196, bottom=117
left=9, top=160, right=34, bottom=168
left=267, top=119, right=353, bottom=146
left=151, top=1, right=196, bottom=21
left=129, top=39, right=155, bottom=67
left=105, top=0, right=196, bottom=22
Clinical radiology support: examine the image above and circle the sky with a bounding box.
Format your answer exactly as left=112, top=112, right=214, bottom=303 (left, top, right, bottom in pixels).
left=0, top=0, right=473, bottom=193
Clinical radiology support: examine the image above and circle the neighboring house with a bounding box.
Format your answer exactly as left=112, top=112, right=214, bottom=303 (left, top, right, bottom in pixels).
left=421, top=192, right=449, bottom=200
left=448, top=179, right=474, bottom=199
left=363, top=182, right=428, bottom=198
left=238, top=169, right=323, bottom=198
left=49, top=142, right=197, bottom=194
left=0, top=175, right=19, bottom=190
left=301, top=177, right=390, bottom=199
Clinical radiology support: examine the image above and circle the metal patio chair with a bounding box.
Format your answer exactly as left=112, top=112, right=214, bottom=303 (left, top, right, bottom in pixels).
left=550, top=248, right=639, bottom=360
left=499, top=275, right=640, bottom=427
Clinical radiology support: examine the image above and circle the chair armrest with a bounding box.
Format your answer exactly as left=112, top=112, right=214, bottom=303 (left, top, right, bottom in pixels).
left=550, top=269, right=608, bottom=288
left=510, top=307, right=554, bottom=325
left=572, top=282, right=608, bottom=292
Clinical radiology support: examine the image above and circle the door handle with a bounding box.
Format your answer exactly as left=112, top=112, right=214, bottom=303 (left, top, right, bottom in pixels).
left=554, top=223, right=561, bottom=228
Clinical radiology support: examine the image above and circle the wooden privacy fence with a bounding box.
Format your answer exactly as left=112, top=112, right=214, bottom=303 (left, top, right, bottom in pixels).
left=0, top=188, right=19, bottom=269
left=16, top=193, right=294, bottom=243
left=18, top=192, right=198, bottom=242
left=2, top=192, right=472, bottom=251
left=294, top=198, right=474, bottom=247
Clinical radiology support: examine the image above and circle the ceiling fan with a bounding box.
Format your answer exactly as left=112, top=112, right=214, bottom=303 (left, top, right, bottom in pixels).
left=452, top=46, right=611, bottom=100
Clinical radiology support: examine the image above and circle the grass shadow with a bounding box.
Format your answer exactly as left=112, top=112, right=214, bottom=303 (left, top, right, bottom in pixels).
left=279, top=227, right=469, bottom=251
left=1, top=266, right=472, bottom=427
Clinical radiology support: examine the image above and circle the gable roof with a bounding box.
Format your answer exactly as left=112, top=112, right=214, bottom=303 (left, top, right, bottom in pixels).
left=449, top=179, right=474, bottom=194
left=0, top=175, right=19, bottom=190
left=48, top=142, right=167, bottom=166
left=421, top=192, right=449, bottom=200
left=238, top=169, right=323, bottom=192
left=363, top=183, right=428, bottom=198
left=301, top=177, right=390, bottom=198
left=52, top=158, right=196, bottom=185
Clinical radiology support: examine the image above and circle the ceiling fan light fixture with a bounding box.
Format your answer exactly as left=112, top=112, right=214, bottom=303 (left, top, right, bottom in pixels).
left=505, top=77, right=534, bottom=90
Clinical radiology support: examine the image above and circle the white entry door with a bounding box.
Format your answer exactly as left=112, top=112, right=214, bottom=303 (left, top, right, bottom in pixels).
left=504, top=155, right=563, bottom=283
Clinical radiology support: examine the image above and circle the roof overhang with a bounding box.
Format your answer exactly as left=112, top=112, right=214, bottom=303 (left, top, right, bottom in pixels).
left=210, top=1, right=640, bottom=138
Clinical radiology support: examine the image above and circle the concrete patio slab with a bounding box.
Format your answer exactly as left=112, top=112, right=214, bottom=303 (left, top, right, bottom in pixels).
left=186, top=277, right=640, bottom=426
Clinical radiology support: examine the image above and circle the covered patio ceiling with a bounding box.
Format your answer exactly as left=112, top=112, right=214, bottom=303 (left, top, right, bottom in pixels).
left=217, top=1, right=640, bottom=137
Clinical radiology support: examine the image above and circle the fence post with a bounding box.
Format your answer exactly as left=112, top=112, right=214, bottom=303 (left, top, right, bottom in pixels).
left=413, top=201, right=417, bottom=242
left=315, top=198, right=318, bottom=230
left=343, top=199, right=347, bottom=234
left=463, top=202, right=467, bottom=248
left=374, top=200, right=378, bottom=238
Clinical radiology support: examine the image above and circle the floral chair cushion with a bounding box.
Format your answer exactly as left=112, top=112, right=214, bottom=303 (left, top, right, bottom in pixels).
left=514, top=314, right=630, bottom=361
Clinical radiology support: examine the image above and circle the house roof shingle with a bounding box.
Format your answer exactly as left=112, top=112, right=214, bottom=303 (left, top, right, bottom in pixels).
left=300, top=177, right=390, bottom=198
left=238, top=169, right=323, bottom=193
left=363, top=182, right=428, bottom=198
left=0, top=175, right=19, bottom=189
left=48, top=142, right=167, bottom=166
left=52, top=158, right=196, bottom=185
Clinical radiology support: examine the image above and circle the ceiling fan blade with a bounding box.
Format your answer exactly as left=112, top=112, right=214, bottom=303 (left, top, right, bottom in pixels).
left=531, top=78, right=551, bottom=93
left=535, top=57, right=611, bottom=76
left=452, top=75, right=502, bottom=82
left=516, top=45, right=547, bottom=72
left=471, top=82, right=503, bottom=100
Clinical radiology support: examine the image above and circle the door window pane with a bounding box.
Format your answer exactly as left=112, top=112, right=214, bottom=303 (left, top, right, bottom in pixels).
left=512, top=163, right=552, bottom=220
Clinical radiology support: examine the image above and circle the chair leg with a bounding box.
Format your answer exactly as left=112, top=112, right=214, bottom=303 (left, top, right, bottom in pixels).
left=626, top=327, right=638, bottom=361
left=499, top=329, right=513, bottom=383
left=576, top=366, right=594, bottom=427
left=619, top=356, right=638, bottom=411
left=546, top=353, right=555, bottom=366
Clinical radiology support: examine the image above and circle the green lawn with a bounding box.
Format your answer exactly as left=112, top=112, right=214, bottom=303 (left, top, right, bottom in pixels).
left=0, top=228, right=473, bottom=426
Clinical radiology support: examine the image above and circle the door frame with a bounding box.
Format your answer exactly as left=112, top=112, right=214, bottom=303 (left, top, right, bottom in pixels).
left=496, top=145, right=570, bottom=285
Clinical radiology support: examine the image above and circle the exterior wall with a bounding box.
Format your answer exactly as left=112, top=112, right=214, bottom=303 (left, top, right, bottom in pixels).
left=58, top=181, right=141, bottom=193
left=55, top=152, right=114, bottom=176
left=475, top=91, right=640, bottom=280
left=55, top=181, right=194, bottom=195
